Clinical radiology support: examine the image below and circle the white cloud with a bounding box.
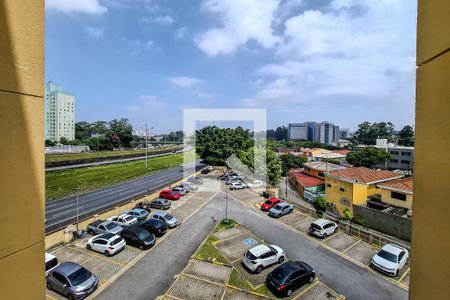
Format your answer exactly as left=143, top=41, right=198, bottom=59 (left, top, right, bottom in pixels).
left=175, top=27, right=188, bottom=39
left=142, top=15, right=175, bottom=25
left=196, top=0, right=280, bottom=56
left=84, top=27, right=105, bottom=39
left=169, top=76, right=204, bottom=88
left=46, top=0, right=107, bottom=14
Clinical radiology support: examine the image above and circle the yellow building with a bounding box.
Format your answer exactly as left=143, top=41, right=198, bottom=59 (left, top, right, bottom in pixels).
left=378, top=177, right=413, bottom=210
left=325, top=167, right=404, bottom=215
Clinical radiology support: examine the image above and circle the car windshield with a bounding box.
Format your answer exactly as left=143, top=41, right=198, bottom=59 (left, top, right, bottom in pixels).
left=246, top=250, right=257, bottom=260
left=377, top=249, right=398, bottom=263
left=165, top=214, right=173, bottom=220
left=137, top=230, right=151, bottom=240
left=311, top=223, right=322, bottom=230
left=270, top=265, right=295, bottom=284
left=273, top=205, right=283, bottom=210
left=105, top=223, right=116, bottom=230
left=110, top=237, right=123, bottom=246
left=264, top=200, right=273, bottom=205
left=124, top=216, right=134, bottom=222
left=68, top=267, right=91, bottom=286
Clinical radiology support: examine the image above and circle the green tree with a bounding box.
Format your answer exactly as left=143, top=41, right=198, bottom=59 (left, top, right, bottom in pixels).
left=313, top=196, right=328, bottom=212
left=59, top=137, right=70, bottom=145
left=238, top=145, right=282, bottom=187
left=397, top=125, right=414, bottom=147
left=45, top=139, right=56, bottom=147
left=108, top=118, right=133, bottom=148
left=346, top=147, right=392, bottom=168
left=352, top=122, right=396, bottom=145
left=280, top=154, right=307, bottom=175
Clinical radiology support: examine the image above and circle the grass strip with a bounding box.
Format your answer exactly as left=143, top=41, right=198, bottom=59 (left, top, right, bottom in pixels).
left=194, top=234, right=229, bottom=265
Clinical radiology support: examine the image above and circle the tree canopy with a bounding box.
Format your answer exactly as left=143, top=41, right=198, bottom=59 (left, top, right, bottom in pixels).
left=280, top=154, right=307, bottom=175
left=397, top=125, right=414, bottom=147
left=346, top=147, right=392, bottom=168
left=351, top=121, right=396, bottom=145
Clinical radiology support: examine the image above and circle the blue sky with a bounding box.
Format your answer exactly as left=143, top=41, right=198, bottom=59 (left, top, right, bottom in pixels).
left=46, top=0, right=417, bottom=134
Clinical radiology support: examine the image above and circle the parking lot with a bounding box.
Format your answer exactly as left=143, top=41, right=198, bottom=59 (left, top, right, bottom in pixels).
left=161, top=224, right=343, bottom=299
left=46, top=187, right=217, bottom=300
left=231, top=186, right=411, bottom=289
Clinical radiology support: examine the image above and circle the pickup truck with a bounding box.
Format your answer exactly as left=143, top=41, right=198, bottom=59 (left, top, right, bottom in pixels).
left=87, top=220, right=123, bottom=235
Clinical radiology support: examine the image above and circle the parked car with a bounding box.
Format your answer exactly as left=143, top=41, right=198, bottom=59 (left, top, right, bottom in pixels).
left=266, top=261, right=315, bottom=297
left=247, top=180, right=264, bottom=188
left=172, top=186, right=187, bottom=196
left=243, top=244, right=285, bottom=274
left=107, top=214, right=138, bottom=227
left=86, top=233, right=126, bottom=256
left=152, top=211, right=179, bottom=228
left=45, top=252, right=60, bottom=276
left=188, top=176, right=203, bottom=185
left=124, top=208, right=149, bottom=221
left=159, top=189, right=181, bottom=200
left=230, top=181, right=246, bottom=190
left=120, top=226, right=156, bottom=250
left=371, top=244, right=409, bottom=276
left=261, top=198, right=281, bottom=211
left=46, top=262, right=98, bottom=300
left=134, top=201, right=153, bottom=213
left=181, top=181, right=199, bottom=192
left=87, top=220, right=123, bottom=235
left=138, top=218, right=167, bottom=236
left=201, top=166, right=213, bottom=174
left=268, top=202, right=294, bottom=218
left=148, top=198, right=171, bottom=210
left=309, top=219, right=338, bottom=238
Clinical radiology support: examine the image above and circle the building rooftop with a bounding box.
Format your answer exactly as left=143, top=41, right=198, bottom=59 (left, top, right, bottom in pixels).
left=326, top=167, right=404, bottom=184
left=315, top=152, right=347, bottom=159
left=289, top=170, right=325, bottom=187
left=378, top=177, right=414, bottom=194
left=332, top=149, right=351, bottom=155
left=304, top=161, right=348, bottom=172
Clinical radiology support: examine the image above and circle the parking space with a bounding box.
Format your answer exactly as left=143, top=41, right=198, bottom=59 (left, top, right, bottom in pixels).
left=185, top=259, right=232, bottom=284
left=214, top=233, right=263, bottom=263
left=344, top=241, right=378, bottom=266
left=223, top=288, right=263, bottom=300
left=232, top=259, right=281, bottom=288
left=215, top=226, right=248, bottom=240
left=277, top=211, right=306, bottom=226
left=299, top=281, right=341, bottom=300
left=324, top=232, right=359, bottom=252
left=291, top=218, right=315, bottom=234
left=167, top=274, right=226, bottom=300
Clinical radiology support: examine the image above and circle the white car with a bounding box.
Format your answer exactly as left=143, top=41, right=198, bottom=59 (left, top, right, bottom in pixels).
left=309, top=219, right=338, bottom=238
left=230, top=181, right=246, bottom=190
left=86, top=233, right=126, bottom=256
left=371, top=244, right=409, bottom=276
left=107, top=214, right=138, bottom=227
left=247, top=180, right=264, bottom=188
left=243, top=244, right=285, bottom=274
left=45, top=252, right=59, bottom=276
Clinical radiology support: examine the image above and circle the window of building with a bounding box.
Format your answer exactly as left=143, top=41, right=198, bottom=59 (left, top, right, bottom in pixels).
left=402, top=152, right=411, bottom=156
left=390, top=159, right=399, bottom=163
left=327, top=184, right=331, bottom=188
left=340, top=187, right=345, bottom=192
left=390, top=151, right=399, bottom=155
left=391, top=191, right=407, bottom=201
left=401, top=160, right=410, bottom=164
left=318, top=172, right=325, bottom=177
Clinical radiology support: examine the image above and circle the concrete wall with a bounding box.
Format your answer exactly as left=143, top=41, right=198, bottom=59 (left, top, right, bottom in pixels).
left=0, top=0, right=45, bottom=298
left=353, top=205, right=412, bottom=242
left=411, top=1, right=450, bottom=298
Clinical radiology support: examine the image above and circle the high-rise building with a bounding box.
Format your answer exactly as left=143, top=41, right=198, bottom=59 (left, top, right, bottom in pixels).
left=288, top=121, right=339, bottom=145
left=45, top=81, right=75, bottom=142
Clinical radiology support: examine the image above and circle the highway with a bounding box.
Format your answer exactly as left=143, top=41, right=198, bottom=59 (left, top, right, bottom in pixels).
left=45, top=161, right=203, bottom=233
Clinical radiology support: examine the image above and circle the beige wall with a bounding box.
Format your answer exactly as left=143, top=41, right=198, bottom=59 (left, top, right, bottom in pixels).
left=411, top=1, right=450, bottom=299
left=0, top=0, right=45, bottom=299
left=380, top=189, right=413, bottom=209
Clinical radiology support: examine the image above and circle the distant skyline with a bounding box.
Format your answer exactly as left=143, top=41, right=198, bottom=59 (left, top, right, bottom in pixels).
left=46, top=0, right=417, bottom=134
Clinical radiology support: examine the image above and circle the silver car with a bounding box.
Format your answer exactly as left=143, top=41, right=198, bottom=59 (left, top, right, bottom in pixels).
left=268, top=202, right=294, bottom=218
left=152, top=211, right=179, bottom=228
left=46, top=262, right=98, bottom=299
left=172, top=186, right=187, bottom=196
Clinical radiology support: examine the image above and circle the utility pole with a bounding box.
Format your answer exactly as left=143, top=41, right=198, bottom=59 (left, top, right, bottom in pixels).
left=145, top=123, right=148, bottom=168
left=225, top=186, right=229, bottom=221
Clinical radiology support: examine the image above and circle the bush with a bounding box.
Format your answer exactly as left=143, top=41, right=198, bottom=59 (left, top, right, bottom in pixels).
left=313, top=196, right=328, bottom=211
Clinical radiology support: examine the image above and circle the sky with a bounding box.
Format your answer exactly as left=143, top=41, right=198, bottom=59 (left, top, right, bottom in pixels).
left=45, top=0, right=417, bottom=134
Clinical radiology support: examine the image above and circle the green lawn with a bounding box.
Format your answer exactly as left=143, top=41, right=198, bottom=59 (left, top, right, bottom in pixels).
left=214, top=218, right=239, bottom=232
left=46, top=152, right=191, bottom=200
left=194, top=234, right=229, bottom=265
left=45, top=146, right=178, bottom=163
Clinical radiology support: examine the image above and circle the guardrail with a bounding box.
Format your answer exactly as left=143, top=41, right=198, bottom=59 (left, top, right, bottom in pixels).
left=45, top=165, right=205, bottom=234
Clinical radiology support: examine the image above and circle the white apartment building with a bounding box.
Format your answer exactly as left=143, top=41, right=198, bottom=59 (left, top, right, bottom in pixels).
left=45, top=81, right=75, bottom=142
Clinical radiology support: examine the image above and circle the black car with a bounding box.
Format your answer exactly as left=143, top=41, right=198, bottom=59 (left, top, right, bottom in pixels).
left=138, top=219, right=167, bottom=237
left=188, top=176, right=203, bottom=185
left=148, top=198, right=171, bottom=210
left=120, top=226, right=155, bottom=250
left=266, top=261, right=315, bottom=297
left=201, top=166, right=213, bottom=174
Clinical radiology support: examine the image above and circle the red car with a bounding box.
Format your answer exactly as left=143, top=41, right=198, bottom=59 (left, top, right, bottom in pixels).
left=261, top=197, right=281, bottom=211
left=159, top=189, right=181, bottom=200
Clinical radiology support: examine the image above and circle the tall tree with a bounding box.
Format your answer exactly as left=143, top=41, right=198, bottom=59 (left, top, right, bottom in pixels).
left=238, top=145, right=282, bottom=187
left=346, top=147, right=392, bottom=168
left=397, top=125, right=414, bottom=146
left=280, top=154, right=307, bottom=175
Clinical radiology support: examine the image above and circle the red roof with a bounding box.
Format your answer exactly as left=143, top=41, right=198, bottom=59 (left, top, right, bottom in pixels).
left=289, top=171, right=325, bottom=187
left=378, top=177, right=414, bottom=194
left=326, top=167, right=404, bottom=184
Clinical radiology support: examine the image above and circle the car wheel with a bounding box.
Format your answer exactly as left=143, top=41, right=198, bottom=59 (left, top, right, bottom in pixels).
left=334, top=227, right=338, bottom=233
left=105, top=250, right=110, bottom=256
left=256, top=265, right=263, bottom=274
left=86, top=244, right=92, bottom=250
left=139, top=245, right=144, bottom=250
left=394, top=270, right=399, bottom=277
left=290, top=209, right=293, bottom=214
left=309, top=275, right=314, bottom=283
left=278, top=256, right=285, bottom=264
left=46, top=282, right=52, bottom=290
left=68, top=294, right=75, bottom=300
left=322, top=233, right=327, bottom=239
left=286, top=289, right=293, bottom=297
left=88, top=229, right=94, bottom=235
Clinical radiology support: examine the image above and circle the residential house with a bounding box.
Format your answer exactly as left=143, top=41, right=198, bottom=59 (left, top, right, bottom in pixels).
left=325, top=167, right=404, bottom=216
left=378, top=177, right=414, bottom=210
left=303, top=161, right=347, bottom=179
left=288, top=170, right=326, bottom=203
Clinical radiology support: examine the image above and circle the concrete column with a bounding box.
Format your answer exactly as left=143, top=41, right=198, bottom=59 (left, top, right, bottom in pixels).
left=0, top=0, right=45, bottom=298
left=411, top=1, right=450, bottom=299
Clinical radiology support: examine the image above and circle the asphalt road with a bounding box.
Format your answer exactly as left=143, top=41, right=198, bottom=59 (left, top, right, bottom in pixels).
left=96, top=192, right=408, bottom=300
left=45, top=161, right=203, bottom=232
